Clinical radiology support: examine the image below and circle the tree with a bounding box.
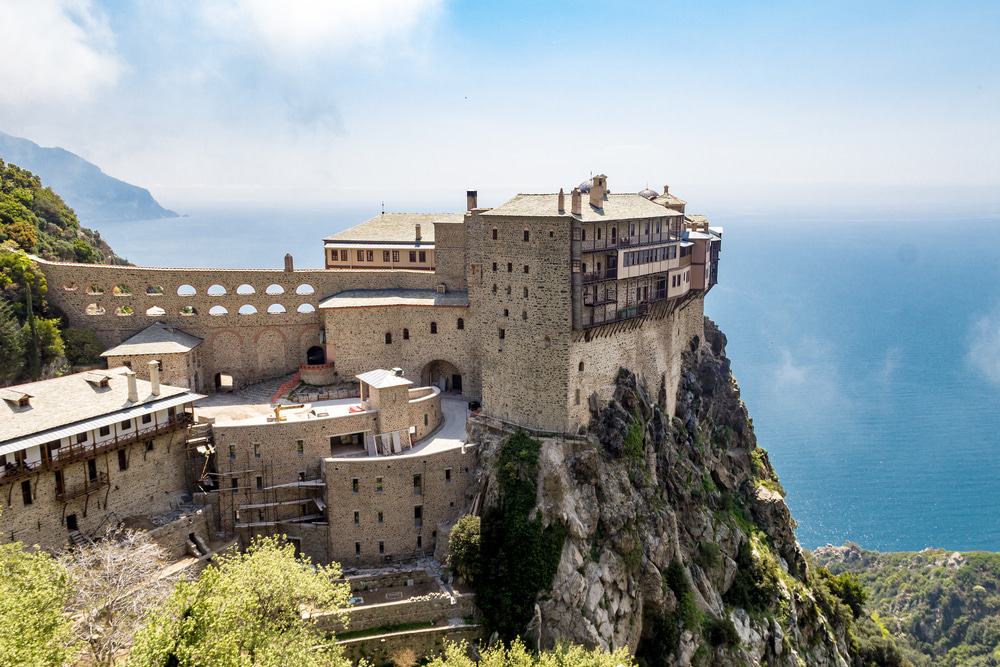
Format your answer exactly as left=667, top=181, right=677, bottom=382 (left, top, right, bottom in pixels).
left=0, top=542, right=76, bottom=666
left=0, top=246, right=46, bottom=378
left=424, top=638, right=638, bottom=667
left=62, top=529, right=173, bottom=666
left=447, top=514, right=481, bottom=585
left=64, top=326, right=104, bottom=365
left=24, top=316, right=65, bottom=370
left=0, top=299, right=24, bottom=383
left=128, top=536, right=352, bottom=667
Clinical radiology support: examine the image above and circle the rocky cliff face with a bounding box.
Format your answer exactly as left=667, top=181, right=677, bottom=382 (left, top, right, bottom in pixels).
left=472, top=318, right=856, bottom=666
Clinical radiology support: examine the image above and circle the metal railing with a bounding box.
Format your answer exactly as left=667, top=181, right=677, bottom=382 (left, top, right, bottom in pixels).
left=581, top=269, right=618, bottom=284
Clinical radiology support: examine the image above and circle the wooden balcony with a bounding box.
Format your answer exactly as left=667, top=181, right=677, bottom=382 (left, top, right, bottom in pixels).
left=57, top=471, right=109, bottom=501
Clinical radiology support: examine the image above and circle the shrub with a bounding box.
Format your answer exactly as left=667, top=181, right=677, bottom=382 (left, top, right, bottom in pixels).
left=447, top=515, right=481, bottom=584
left=63, top=327, right=103, bottom=365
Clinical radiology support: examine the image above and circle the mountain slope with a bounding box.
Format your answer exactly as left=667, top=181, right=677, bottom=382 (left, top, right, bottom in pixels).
left=0, top=131, right=177, bottom=223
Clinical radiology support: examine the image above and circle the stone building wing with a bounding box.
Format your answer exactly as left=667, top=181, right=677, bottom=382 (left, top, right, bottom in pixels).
left=324, top=212, right=464, bottom=246
left=100, top=322, right=203, bottom=357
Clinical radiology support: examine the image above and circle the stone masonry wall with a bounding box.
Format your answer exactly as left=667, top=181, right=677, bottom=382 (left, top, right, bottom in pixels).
left=0, top=428, right=189, bottom=551
left=324, top=443, right=478, bottom=566
left=104, top=351, right=201, bottom=390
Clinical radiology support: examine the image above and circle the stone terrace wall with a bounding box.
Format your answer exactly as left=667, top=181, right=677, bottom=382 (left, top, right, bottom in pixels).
left=36, top=259, right=443, bottom=389
left=316, top=592, right=477, bottom=634
left=568, top=294, right=705, bottom=426
left=338, top=625, right=481, bottom=666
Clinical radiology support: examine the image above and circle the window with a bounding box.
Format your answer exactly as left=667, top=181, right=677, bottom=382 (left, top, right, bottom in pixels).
left=417, top=535, right=423, bottom=549
left=522, top=310, right=527, bottom=320
left=357, top=249, right=364, bottom=261
left=492, top=262, right=497, bottom=272
left=21, top=480, right=32, bottom=506
left=340, top=249, right=348, bottom=261
left=597, top=228, right=602, bottom=239
left=87, top=458, right=98, bottom=481
left=492, top=228, right=498, bottom=240
left=413, top=474, right=422, bottom=495
left=523, top=229, right=530, bottom=242
left=118, top=449, right=128, bottom=471
left=506, top=286, right=512, bottom=296
left=296, top=439, right=304, bottom=454
left=355, top=542, right=361, bottom=556
left=352, top=478, right=359, bottom=493
left=503, top=308, right=509, bottom=317
left=392, top=250, right=399, bottom=262
left=379, top=541, right=385, bottom=554
left=353, top=511, right=360, bottom=525
left=256, top=476, right=263, bottom=490
left=231, top=479, right=238, bottom=493
left=579, top=361, right=585, bottom=372
left=523, top=287, right=528, bottom=298
left=141, top=413, right=152, bottom=424
left=445, top=468, right=452, bottom=483
left=418, top=251, right=426, bottom=262
left=383, top=250, right=390, bottom=262
left=253, top=443, right=260, bottom=458
left=575, top=389, right=581, bottom=405
left=523, top=265, right=529, bottom=274
left=499, top=328, right=506, bottom=340
left=385, top=332, right=392, bottom=344
left=228, top=444, right=236, bottom=460
left=366, top=250, right=374, bottom=262
left=403, top=328, right=409, bottom=340
left=507, top=262, right=512, bottom=272
left=378, top=511, right=384, bottom=523
left=430, top=322, right=437, bottom=334
left=409, top=251, right=417, bottom=262
left=54, top=470, right=64, bottom=497
left=99, top=425, right=111, bottom=437
left=145, top=440, right=154, bottom=453
left=414, top=505, right=423, bottom=527
left=376, top=477, right=384, bottom=493
left=76, top=433, right=87, bottom=444
left=456, top=318, right=464, bottom=330
left=492, top=284, right=497, bottom=294
left=424, top=414, right=428, bottom=426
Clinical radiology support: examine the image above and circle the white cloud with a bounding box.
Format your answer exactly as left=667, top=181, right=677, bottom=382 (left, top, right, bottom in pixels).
left=969, top=310, right=1000, bottom=385
left=203, top=0, right=442, bottom=59
left=0, top=0, right=122, bottom=113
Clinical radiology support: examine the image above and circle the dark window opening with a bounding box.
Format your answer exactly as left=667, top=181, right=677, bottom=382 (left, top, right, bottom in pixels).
left=87, top=458, right=98, bottom=482
left=403, top=328, right=409, bottom=340
left=118, top=449, right=128, bottom=471
left=456, top=318, right=464, bottom=330
left=523, top=229, right=530, bottom=241
left=385, top=332, right=392, bottom=344
left=352, top=478, right=359, bottom=493
left=430, top=322, right=437, bottom=334
left=21, top=480, right=32, bottom=505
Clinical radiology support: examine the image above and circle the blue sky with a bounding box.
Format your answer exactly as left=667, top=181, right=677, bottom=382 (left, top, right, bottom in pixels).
left=1, top=0, right=998, bottom=211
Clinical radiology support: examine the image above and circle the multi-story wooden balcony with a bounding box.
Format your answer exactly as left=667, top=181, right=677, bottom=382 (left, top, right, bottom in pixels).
left=0, top=413, right=192, bottom=486
left=56, top=471, right=110, bottom=502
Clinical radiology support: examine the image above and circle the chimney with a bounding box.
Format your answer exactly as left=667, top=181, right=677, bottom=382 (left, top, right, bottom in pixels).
left=415, top=223, right=422, bottom=242
left=284, top=253, right=294, bottom=272
left=148, top=360, right=161, bottom=396
left=571, top=188, right=582, bottom=216
left=126, top=370, right=138, bottom=403
left=663, top=184, right=669, bottom=195
left=558, top=188, right=565, bottom=213
left=392, top=367, right=404, bottom=377
left=589, top=175, right=606, bottom=209
left=466, top=190, right=478, bottom=211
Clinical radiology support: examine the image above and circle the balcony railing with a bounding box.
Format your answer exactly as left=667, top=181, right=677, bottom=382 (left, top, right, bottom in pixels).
left=580, top=231, right=680, bottom=252
left=57, top=471, right=110, bottom=501
left=581, top=268, right=618, bottom=284
left=0, top=413, right=192, bottom=486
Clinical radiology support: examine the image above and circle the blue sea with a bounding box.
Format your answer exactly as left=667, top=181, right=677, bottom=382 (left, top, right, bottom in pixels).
left=97, top=205, right=1000, bottom=552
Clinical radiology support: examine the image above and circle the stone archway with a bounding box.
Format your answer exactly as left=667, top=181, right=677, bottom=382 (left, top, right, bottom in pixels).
left=306, top=345, right=326, bottom=365
left=421, top=360, right=463, bottom=394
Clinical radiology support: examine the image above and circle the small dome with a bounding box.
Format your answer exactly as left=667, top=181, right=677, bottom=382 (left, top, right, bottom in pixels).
left=577, top=179, right=592, bottom=193
left=639, top=188, right=658, bottom=200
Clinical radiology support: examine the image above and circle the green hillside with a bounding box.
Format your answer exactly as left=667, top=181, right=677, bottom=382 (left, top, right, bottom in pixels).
left=814, top=543, right=1000, bottom=666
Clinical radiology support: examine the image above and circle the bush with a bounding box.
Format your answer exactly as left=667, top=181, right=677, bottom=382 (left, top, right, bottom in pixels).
left=448, top=515, right=481, bottom=584
left=818, top=567, right=867, bottom=619
left=704, top=614, right=740, bottom=647
left=63, top=327, right=103, bottom=365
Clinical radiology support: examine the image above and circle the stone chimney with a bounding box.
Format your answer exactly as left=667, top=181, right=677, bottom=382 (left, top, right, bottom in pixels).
left=284, top=253, right=294, bottom=272
left=466, top=190, right=478, bottom=211
left=589, top=175, right=607, bottom=209
left=571, top=188, right=582, bottom=216
left=415, top=223, right=422, bottom=242
left=558, top=188, right=565, bottom=213
left=148, top=360, right=161, bottom=396
left=663, top=184, right=669, bottom=195
left=126, top=370, right=138, bottom=403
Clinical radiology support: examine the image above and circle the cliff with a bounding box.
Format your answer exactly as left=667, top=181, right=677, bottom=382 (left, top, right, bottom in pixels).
left=0, top=131, right=177, bottom=224
left=470, top=318, right=898, bottom=666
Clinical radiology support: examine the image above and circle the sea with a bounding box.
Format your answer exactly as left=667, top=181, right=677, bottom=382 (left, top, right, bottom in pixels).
left=96, top=204, right=1000, bottom=552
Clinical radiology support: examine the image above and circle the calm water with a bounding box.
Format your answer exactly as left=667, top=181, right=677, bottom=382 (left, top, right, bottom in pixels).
left=97, top=207, right=1000, bottom=551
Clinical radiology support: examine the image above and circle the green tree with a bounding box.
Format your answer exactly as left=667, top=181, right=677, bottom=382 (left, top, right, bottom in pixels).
left=128, top=536, right=351, bottom=667
left=448, top=514, right=481, bottom=585
left=0, top=299, right=24, bottom=383
left=24, top=317, right=65, bottom=370
left=0, top=246, right=46, bottom=378
left=64, top=326, right=104, bottom=365
left=425, top=638, right=637, bottom=666
left=0, top=542, right=77, bottom=666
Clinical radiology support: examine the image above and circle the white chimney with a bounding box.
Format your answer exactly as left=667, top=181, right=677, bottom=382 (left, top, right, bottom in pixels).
left=571, top=188, right=582, bottom=216
left=558, top=188, right=565, bottom=213
left=466, top=190, right=478, bottom=211
left=126, top=370, right=138, bottom=403
left=148, top=360, right=161, bottom=396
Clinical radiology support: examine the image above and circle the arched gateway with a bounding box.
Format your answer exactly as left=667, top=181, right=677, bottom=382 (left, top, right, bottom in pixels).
left=421, top=360, right=463, bottom=394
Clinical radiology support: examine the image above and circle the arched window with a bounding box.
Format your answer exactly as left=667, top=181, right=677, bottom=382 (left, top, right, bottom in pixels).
left=236, top=284, right=255, bottom=295
left=207, top=284, right=226, bottom=296
left=403, top=328, right=410, bottom=340
left=491, top=228, right=498, bottom=240
left=385, top=332, right=392, bottom=344
left=456, top=318, right=464, bottom=330
left=295, top=284, right=315, bottom=295
left=579, top=361, right=585, bottom=372
left=238, top=305, right=257, bottom=315
left=265, top=284, right=284, bottom=295
left=267, top=304, right=286, bottom=314
left=177, top=284, right=196, bottom=296
left=430, top=322, right=437, bottom=334
left=146, top=306, right=166, bottom=316
left=209, top=305, right=228, bottom=316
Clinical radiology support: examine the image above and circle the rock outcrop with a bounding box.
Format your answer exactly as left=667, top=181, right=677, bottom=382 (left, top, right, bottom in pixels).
left=472, top=318, right=855, bottom=666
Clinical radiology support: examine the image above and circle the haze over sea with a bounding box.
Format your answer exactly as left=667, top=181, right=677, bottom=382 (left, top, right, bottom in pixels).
left=99, top=203, right=1000, bottom=552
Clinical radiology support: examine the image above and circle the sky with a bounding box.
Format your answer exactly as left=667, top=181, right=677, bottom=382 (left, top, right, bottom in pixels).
left=1, top=0, right=998, bottom=213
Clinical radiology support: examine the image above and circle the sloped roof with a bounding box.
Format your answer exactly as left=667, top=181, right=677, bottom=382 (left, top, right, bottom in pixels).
left=101, top=322, right=202, bottom=357
left=481, top=193, right=681, bottom=222
left=325, top=213, right=464, bottom=245
left=356, top=369, right=414, bottom=389
left=0, top=367, right=200, bottom=445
